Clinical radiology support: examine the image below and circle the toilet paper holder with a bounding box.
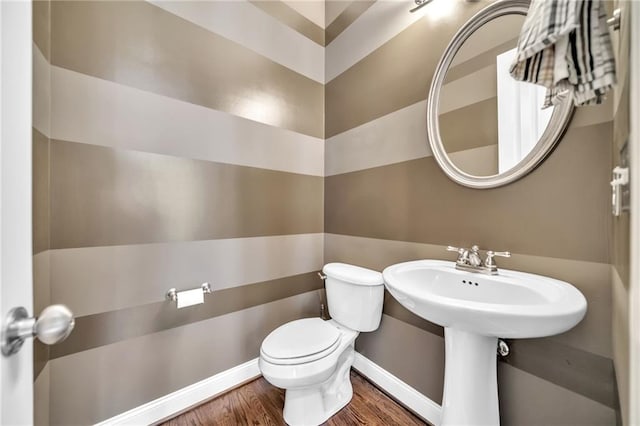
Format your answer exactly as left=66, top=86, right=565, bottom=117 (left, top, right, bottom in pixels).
left=166, top=282, right=212, bottom=302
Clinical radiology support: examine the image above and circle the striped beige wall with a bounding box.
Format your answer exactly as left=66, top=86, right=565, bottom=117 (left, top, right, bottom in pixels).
left=34, top=1, right=326, bottom=424
left=325, top=1, right=619, bottom=425
left=325, top=1, right=375, bottom=45
left=250, top=0, right=325, bottom=46
left=611, top=1, right=632, bottom=425
left=33, top=0, right=627, bottom=425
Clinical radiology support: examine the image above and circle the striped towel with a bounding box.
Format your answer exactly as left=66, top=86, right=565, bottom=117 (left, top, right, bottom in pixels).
left=509, top=0, right=616, bottom=108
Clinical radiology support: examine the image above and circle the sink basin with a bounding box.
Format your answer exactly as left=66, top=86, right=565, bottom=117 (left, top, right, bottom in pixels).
left=383, top=259, right=587, bottom=338
left=382, top=259, right=587, bottom=426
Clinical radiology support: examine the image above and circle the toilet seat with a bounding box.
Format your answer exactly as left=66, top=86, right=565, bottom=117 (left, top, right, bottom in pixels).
left=260, top=318, right=341, bottom=365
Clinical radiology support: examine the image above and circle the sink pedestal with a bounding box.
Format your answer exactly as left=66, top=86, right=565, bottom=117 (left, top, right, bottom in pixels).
left=441, top=328, right=499, bottom=426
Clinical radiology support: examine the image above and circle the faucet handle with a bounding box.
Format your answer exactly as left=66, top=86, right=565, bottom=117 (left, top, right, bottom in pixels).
left=485, top=250, right=511, bottom=266
left=447, top=246, right=469, bottom=264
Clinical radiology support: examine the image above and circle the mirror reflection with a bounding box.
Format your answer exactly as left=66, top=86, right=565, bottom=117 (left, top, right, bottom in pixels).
left=438, top=14, right=554, bottom=177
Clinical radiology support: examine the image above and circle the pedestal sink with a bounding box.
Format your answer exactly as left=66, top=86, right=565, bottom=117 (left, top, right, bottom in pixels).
left=382, top=260, right=587, bottom=426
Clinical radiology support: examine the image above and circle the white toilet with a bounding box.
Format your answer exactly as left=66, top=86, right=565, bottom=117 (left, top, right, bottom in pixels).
left=259, top=263, right=384, bottom=426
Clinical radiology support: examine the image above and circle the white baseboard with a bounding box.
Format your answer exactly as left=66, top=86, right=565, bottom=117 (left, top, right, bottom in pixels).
left=353, top=352, right=442, bottom=426
left=95, top=358, right=260, bottom=426
left=95, top=353, right=440, bottom=426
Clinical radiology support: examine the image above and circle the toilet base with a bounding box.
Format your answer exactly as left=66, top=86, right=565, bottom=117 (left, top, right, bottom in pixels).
left=282, top=344, right=355, bottom=426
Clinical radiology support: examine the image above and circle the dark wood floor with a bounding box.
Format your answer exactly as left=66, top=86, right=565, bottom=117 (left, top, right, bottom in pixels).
left=161, top=370, right=427, bottom=425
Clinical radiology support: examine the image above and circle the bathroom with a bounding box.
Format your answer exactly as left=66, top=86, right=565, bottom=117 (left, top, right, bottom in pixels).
left=0, top=0, right=638, bottom=424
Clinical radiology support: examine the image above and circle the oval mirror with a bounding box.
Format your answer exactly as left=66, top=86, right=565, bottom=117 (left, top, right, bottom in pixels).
left=427, top=0, right=574, bottom=189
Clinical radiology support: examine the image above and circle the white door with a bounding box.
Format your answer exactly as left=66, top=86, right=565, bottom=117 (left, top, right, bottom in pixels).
left=630, top=2, right=640, bottom=424
left=0, top=1, right=34, bottom=424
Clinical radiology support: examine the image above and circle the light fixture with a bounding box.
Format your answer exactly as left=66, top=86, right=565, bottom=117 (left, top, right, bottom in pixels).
left=409, top=0, right=435, bottom=13
left=410, top=0, right=480, bottom=14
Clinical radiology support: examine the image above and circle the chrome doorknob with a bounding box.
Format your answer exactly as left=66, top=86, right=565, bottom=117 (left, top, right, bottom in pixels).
left=34, top=305, right=75, bottom=345
left=1, top=305, right=75, bottom=356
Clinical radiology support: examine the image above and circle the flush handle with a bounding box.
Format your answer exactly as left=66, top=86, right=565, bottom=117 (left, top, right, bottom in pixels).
left=1, top=305, right=75, bottom=357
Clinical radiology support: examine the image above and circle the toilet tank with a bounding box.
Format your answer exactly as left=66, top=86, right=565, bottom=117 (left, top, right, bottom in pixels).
left=322, top=263, right=384, bottom=332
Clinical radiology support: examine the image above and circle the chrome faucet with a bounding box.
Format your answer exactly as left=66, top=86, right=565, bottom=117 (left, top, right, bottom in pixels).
left=447, top=245, right=511, bottom=275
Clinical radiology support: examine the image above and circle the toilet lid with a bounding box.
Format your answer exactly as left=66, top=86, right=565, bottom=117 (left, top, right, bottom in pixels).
left=261, top=318, right=340, bottom=364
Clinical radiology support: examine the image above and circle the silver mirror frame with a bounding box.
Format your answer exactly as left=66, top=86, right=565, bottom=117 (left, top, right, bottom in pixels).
left=427, top=0, right=574, bottom=189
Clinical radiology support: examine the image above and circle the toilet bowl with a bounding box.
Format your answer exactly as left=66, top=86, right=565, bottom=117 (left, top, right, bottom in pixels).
left=259, top=318, right=358, bottom=425
left=258, top=263, right=384, bottom=426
